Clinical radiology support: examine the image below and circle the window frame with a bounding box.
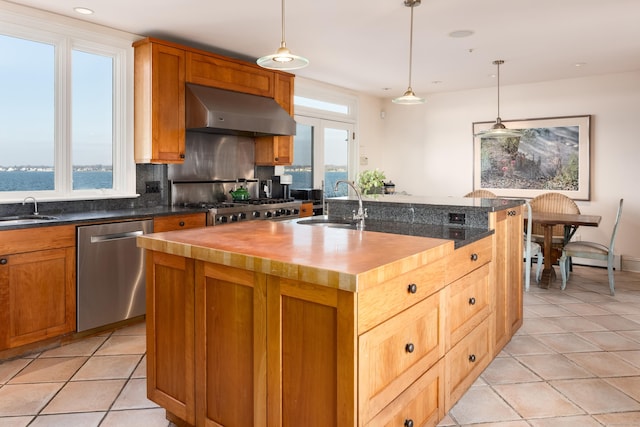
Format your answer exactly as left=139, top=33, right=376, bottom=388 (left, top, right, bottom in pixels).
left=0, top=3, right=137, bottom=202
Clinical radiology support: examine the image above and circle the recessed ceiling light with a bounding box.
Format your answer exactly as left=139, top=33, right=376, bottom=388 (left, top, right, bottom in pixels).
left=74, top=7, right=94, bottom=15
left=449, top=30, right=474, bottom=38
left=574, top=62, right=587, bottom=67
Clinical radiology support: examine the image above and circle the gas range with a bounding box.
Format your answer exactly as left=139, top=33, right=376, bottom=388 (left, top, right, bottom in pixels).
left=180, top=199, right=302, bottom=226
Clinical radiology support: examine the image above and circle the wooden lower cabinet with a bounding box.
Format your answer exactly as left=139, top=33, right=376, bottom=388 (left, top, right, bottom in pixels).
left=145, top=234, right=519, bottom=427
left=153, top=212, right=206, bottom=232
left=0, top=225, right=76, bottom=352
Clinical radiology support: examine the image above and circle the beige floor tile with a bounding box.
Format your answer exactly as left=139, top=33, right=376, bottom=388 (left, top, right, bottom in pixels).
left=95, top=335, right=146, bottom=356
left=9, top=357, right=87, bottom=384
left=533, top=333, right=601, bottom=353
left=559, top=302, right=613, bottom=316
left=618, top=329, right=640, bottom=344
left=527, top=304, right=575, bottom=317
left=132, top=355, right=147, bottom=378
left=39, top=337, right=108, bottom=358
left=503, top=335, right=554, bottom=356
left=481, top=357, right=540, bottom=384
left=576, top=330, right=640, bottom=351
left=583, top=314, right=640, bottom=331
left=41, top=379, right=126, bottom=414
left=613, top=350, right=640, bottom=369
left=71, top=355, right=142, bottom=381
left=493, top=381, right=584, bottom=419
left=460, top=422, right=531, bottom=427
left=448, top=385, right=521, bottom=424
left=0, top=382, right=64, bottom=416
left=545, top=316, right=610, bottom=333
left=599, top=302, right=640, bottom=315
left=112, top=378, right=159, bottom=410
left=551, top=378, right=640, bottom=414
left=435, top=413, right=455, bottom=426
left=516, top=353, right=593, bottom=381
left=605, top=376, right=640, bottom=402
left=565, top=351, right=640, bottom=377
left=28, top=411, right=105, bottom=426
left=100, top=407, right=170, bottom=427
left=0, top=358, right=32, bottom=384
left=518, top=317, right=566, bottom=335
left=593, top=411, right=640, bottom=425
left=112, top=321, right=146, bottom=336
left=0, top=416, right=33, bottom=427
left=527, top=414, right=604, bottom=426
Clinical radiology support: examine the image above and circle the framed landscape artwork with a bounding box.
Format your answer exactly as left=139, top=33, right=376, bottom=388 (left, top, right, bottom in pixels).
left=472, top=115, right=591, bottom=200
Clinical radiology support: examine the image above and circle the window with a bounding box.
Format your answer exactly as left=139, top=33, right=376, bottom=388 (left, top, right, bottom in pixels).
left=286, top=80, right=357, bottom=197
left=0, top=5, right=136, bottom=201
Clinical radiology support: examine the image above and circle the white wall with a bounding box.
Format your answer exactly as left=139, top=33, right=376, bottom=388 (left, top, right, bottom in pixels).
left=359, top=71, right=640, bottom=270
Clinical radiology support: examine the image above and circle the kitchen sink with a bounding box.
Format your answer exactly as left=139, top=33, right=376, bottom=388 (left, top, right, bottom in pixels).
left=296, top=217, right=358, bottom=229
left=0, top=214, right=59, bottom=226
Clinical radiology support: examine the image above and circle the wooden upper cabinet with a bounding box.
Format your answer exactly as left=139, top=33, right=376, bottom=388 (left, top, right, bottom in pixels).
left=134, top=39, right=186, bottom=163
left=186, top=52, right=274, bottom=97
left=255, top=73, right=295, bottom=166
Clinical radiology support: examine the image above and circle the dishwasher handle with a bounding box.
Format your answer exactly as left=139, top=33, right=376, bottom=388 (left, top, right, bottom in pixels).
left=90, top=230, right=145, bottom=243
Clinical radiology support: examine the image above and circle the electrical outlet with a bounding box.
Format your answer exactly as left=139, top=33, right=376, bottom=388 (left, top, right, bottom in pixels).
left=145, top=181, right=161, bottom=193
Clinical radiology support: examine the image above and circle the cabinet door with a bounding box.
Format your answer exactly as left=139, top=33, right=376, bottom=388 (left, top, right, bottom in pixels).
left=0, top=247, right=75, bottom=349
left=267, top=276, right=356, bottom=427
left=134, top=41, right=186, bottom=163
left=146, top=251, right=195, bottom=425
left=490, top=206, right=523, bottom=354
left=255, top=74, right=295, bottom=166
left=194, top=262, right=267, bottom=427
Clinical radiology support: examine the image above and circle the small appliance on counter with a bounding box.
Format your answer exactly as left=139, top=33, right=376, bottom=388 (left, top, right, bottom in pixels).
left=291, top=188, right=325, bottom=215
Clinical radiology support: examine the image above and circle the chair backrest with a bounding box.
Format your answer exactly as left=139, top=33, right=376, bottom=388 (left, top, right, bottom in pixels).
left=464, top=190, right=497, bottom=198
left=609, top=199, right=624, bottom=252
left=529, top=192, right=580, bottom=237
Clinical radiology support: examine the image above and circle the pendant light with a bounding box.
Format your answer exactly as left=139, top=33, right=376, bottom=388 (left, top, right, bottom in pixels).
left=475, top=60, right=522, bottom=138
left=393, top=0, right=425, bottom=104
left=257, top=0, right=309, bottom=70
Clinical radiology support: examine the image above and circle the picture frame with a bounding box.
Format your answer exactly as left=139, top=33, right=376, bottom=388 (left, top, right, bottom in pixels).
left=473, top=115, right=591, bottom=200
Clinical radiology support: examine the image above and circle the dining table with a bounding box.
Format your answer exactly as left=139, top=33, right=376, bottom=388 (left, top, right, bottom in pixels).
left=525, top=211, right=602, bottom=289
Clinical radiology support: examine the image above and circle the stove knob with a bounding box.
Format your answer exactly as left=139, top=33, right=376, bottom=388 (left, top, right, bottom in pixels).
left=230, top=214, right=237, bottom=222
left=285, top=209, right=292, bottom=216
left=292, top=208, right=300, bottom=215
left=219, top=216, right=228, bottom=223
left=238, top=212, right=247, bottom=220
left=265, top=211, right=273, bottom=218
left=253, top=211, right=261, bottom=218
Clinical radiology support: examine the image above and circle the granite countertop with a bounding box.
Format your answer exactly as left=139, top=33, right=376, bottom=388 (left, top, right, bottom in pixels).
left=329, top=194, right=524, bottom=211
left=137, top=220, right=455, bottom=292
left=0, top=205, right=206, bottom=230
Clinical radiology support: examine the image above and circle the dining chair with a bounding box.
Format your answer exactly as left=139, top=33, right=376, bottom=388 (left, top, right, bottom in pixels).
left=529, top=192, right=581, bottom=262
left=524, top=201, right=543, bottom=291
left=559, top=198, right=623, bottom=296
left=463, top=190, right=497, bottom=198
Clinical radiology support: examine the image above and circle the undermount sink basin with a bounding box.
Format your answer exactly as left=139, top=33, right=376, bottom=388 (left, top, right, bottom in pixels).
left=296, top=218, right=358, bottom=229
left=0, top=214, right=59, bottom=226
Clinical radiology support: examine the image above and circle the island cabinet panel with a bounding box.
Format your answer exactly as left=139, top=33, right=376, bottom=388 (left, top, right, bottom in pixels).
left=0, top=225, right=76, bottom=352
left=195, top=262, right=267, bottom=427
left=267, top=277, right=356, bottom=427
left=358, top=292, right=444, bottom=424
left=146, top=251, right=195, bottom=426
left=490, top=206, right=523, bottom=355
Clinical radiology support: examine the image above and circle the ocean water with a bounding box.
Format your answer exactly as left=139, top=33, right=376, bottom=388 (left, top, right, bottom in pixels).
left=288, top=170, right=348, bottom=198
left=0, top=171, right=112, bottom=191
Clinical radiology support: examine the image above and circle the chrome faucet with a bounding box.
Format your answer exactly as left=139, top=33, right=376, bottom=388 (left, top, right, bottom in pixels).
left=23, top=196, right=38, bottom=215
left=334, top=180, right=367, bottom=229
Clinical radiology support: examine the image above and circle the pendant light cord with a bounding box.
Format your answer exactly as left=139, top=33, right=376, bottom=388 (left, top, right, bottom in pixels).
left=407, top=2, right=415, bottom=89
left=280, top=0, right=286, bottom=46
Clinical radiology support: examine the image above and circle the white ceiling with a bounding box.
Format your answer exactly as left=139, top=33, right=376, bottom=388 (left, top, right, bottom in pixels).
left=6, top=0, right=640, bottom=98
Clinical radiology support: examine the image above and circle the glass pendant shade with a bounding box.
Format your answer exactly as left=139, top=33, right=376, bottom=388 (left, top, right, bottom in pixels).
left=257, top=0, right=309, bottom=71
left=475, top=60, right=521, bottom=138
left=393, top=0, right=425, bottom=105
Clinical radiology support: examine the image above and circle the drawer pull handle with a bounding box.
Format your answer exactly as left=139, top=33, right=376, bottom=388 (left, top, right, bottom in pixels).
left=179, top=221, right=185, bottom=227
left=470, top=253, right=478, bottom=261
left=469, top=354, right=476, bottom=363
left=469, top=297, right=476, bottom=305
left=405, top=343, right=415, bottom=353
left=404, top=420, right=414, bottom=427
left=407, top=283, right=417, bottom=294
left=0, top=258, right=7, bottom=265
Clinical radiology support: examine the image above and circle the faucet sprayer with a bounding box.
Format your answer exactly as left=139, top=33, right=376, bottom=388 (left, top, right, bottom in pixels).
left=334, top=180, right=367, bottom=229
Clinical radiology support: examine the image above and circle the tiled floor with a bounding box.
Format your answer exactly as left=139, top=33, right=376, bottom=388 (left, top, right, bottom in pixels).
left=0, top=265, right=639, bottom=426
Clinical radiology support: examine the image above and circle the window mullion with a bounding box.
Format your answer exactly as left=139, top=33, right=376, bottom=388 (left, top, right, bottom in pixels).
left=55, top=37, right=73, bottom=194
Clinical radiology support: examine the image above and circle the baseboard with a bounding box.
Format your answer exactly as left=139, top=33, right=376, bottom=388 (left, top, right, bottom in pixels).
left=621, top=256, right=640, bottom=273
left=572, top=255, right=640, bottom=273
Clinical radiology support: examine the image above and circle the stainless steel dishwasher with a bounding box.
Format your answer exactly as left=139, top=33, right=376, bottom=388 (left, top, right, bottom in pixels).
left=77, top=219, right=153, bottom=332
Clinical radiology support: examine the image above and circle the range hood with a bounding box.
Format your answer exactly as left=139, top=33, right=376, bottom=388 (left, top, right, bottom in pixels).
left=185, top=83, right=296, bottom=137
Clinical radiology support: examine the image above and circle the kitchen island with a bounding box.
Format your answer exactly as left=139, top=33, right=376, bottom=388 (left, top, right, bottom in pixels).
left=137, top=198, right=523, bottom=427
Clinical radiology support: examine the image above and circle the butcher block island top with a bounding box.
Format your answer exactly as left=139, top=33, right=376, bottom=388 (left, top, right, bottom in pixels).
left=136, top=219, right=455, bottom=292
left=138, top=204, right=523, bottom=427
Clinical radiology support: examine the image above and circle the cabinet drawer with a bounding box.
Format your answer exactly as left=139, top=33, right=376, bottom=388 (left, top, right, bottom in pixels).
left=0, top=225, right=75, bottom=255
left=366, top=360, right=444, bottom=427
left=444, top=236, right=492, bottom=284
left=359, top=292, right=444, bottom=422
left=445, top=263, right=491, bottom=350
left=153, top=213, right=206, bottom=232
left=186, top=52, right=274, bottom=97
left=358, top=257, right=446, bottom=332
left=445, top=320, right=492, bottom=411
left=299, top=202, right=313, bottom=218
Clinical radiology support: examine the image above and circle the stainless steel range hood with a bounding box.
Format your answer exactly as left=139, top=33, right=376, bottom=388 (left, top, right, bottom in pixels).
left=185, top=83, right=296, bottom=137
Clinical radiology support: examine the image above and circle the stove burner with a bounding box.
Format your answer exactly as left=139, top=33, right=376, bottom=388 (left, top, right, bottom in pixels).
left=178, top=199, right=302, bottom=226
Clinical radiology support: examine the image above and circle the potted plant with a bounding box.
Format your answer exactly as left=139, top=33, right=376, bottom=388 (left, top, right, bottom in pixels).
left=357, top=169, right=386, bottom=196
